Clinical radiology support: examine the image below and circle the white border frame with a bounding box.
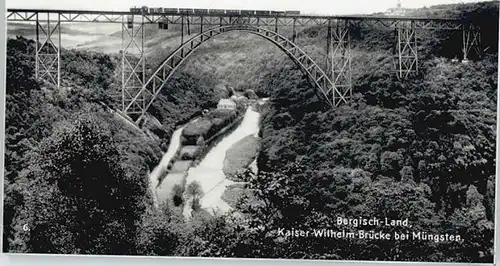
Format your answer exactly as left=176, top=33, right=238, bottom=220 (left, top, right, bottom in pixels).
left=0, top=1, right=499, bottom=265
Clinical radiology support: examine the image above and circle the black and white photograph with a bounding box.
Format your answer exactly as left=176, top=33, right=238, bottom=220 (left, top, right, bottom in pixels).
left=1, top=0, right=498, bottom=263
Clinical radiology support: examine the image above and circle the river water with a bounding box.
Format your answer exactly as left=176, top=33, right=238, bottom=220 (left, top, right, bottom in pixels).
left=182, top=106, right=261, bottom=218
left=149, top=125, right=186, bottom=208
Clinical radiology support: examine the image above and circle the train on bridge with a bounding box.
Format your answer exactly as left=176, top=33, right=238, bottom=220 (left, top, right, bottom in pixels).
left=129, top=6, right=301, bottom=16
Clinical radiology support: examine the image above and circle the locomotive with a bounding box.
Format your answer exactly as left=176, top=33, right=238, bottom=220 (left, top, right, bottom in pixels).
left=129, top=6, right=300, bottom=16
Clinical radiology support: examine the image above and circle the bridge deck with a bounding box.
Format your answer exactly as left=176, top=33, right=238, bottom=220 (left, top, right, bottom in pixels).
left=6, top=8, right=465, bottom=22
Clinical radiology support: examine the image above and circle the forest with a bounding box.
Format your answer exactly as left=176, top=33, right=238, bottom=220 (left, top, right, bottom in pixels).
left=249, top=1, right=498, bottom=262
left=2, top=1, right=499, bottom=263
left=2, top=36, right=222, bottom=254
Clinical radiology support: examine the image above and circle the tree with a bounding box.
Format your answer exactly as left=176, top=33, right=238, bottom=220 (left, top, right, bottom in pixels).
left=186, top=181, right=204, bottom=211
left=136, top=203, right=184, bottom=256
left=186, top=181, right=204, bottom=199
left=446, top=185, right=494, bottom=262
left=13, top=115, right=148, bottom=254
left=172, top=184, right=184, bottom=206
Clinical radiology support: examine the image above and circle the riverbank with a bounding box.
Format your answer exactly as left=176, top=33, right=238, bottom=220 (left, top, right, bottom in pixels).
left=150, top=98, right=266, bottom=218
left=153, top=109, right=245, bottom=209
left=182, top=105, right=262, bottom=218
left=149, top=125, right=186, bottom=208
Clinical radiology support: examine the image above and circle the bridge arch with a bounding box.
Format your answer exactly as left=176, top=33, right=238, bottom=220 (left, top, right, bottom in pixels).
left=123, top=25, right=346, bottom=123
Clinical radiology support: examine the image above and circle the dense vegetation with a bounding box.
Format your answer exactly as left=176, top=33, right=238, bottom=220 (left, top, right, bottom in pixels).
left=2, top=1, right=498, bottom=263
left=242, top=1, right=498, bottom=262
left=2, top=36, right=219, bottom=253
left=246, top=55, right=496, bottom=262
left=147, top=72, right=224, bottom=149
left=182, top=109, right=239, bottom=145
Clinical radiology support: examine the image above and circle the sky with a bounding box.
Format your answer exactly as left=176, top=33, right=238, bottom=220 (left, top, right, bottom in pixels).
left=6, top=0, right=487, bottom=15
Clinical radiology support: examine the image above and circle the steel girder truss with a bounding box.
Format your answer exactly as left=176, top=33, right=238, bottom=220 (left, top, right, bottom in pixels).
left=462, top=24, right=482, bottom=60
left=35, top=13, right=61, bottom=88
left=327, top=20, right=352, bottom=105
left=394, top=20, right=418, bottom=79
left=7, top=9, right=465, bottom=30
left=6, top=8, right=484, bottom=122
left=121, top=15, right=146, bottom=117
left=347, top=18, right=462, bottom=30
left=123, top=25, right=344, bottom=123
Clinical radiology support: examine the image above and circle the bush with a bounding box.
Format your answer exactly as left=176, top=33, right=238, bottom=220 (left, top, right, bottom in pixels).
left=179, top=146, right=201, bottom=160
left=181, top=109, right=238, bottom=145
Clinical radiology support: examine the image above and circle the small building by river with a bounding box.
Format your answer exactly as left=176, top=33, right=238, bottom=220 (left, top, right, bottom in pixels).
left=218, top=99, right=237, bottom=110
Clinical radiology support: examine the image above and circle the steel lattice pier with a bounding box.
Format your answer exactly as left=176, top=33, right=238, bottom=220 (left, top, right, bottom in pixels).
left=6, top=8, right=483, bottom=124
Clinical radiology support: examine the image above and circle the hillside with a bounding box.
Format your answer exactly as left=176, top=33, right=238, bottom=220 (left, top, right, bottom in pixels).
left=242, top=1, right=498, bottom=262
left=3, top=37, right=219, bottom=254
left=66, top=1, right=498, bottom=94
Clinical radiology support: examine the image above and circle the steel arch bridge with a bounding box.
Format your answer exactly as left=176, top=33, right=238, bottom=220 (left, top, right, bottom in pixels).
left=123, top=25, right=346, bottom=123
left=6, top=8, right=483, bottom=124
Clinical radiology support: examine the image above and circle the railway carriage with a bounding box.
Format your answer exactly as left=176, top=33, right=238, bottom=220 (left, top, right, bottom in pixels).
left=163, top=8, right=179, bottom=13
left=179, top=8, right=194, bottom=14
left=285, top=10, right=301, bottom=15
left=271, top=11, right=286, bottom=16
left=129, top=6, right=301, bottom=16
left=241, top=10, right=255, bottom=16
left=225, top=9, right=240, bottom=15
left=208, top=9, right=226, bottom=14
left=193, top=9, right=209, bottom=15
left=255, top=10, right=270, bottom=16
left=149, top=7, right=163, bottom=14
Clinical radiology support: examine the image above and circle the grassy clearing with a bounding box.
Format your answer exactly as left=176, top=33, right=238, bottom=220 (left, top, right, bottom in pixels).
left=155, top=172, right=187, bottom=206
left=170, top=160, right=193, bottom=173
left=223, top=135, right=261, bottom=182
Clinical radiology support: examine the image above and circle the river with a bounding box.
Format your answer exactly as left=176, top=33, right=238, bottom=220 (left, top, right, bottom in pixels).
left=182, top=106, right=261, bottom=218
left=149, top=125, right=186, bottom=208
